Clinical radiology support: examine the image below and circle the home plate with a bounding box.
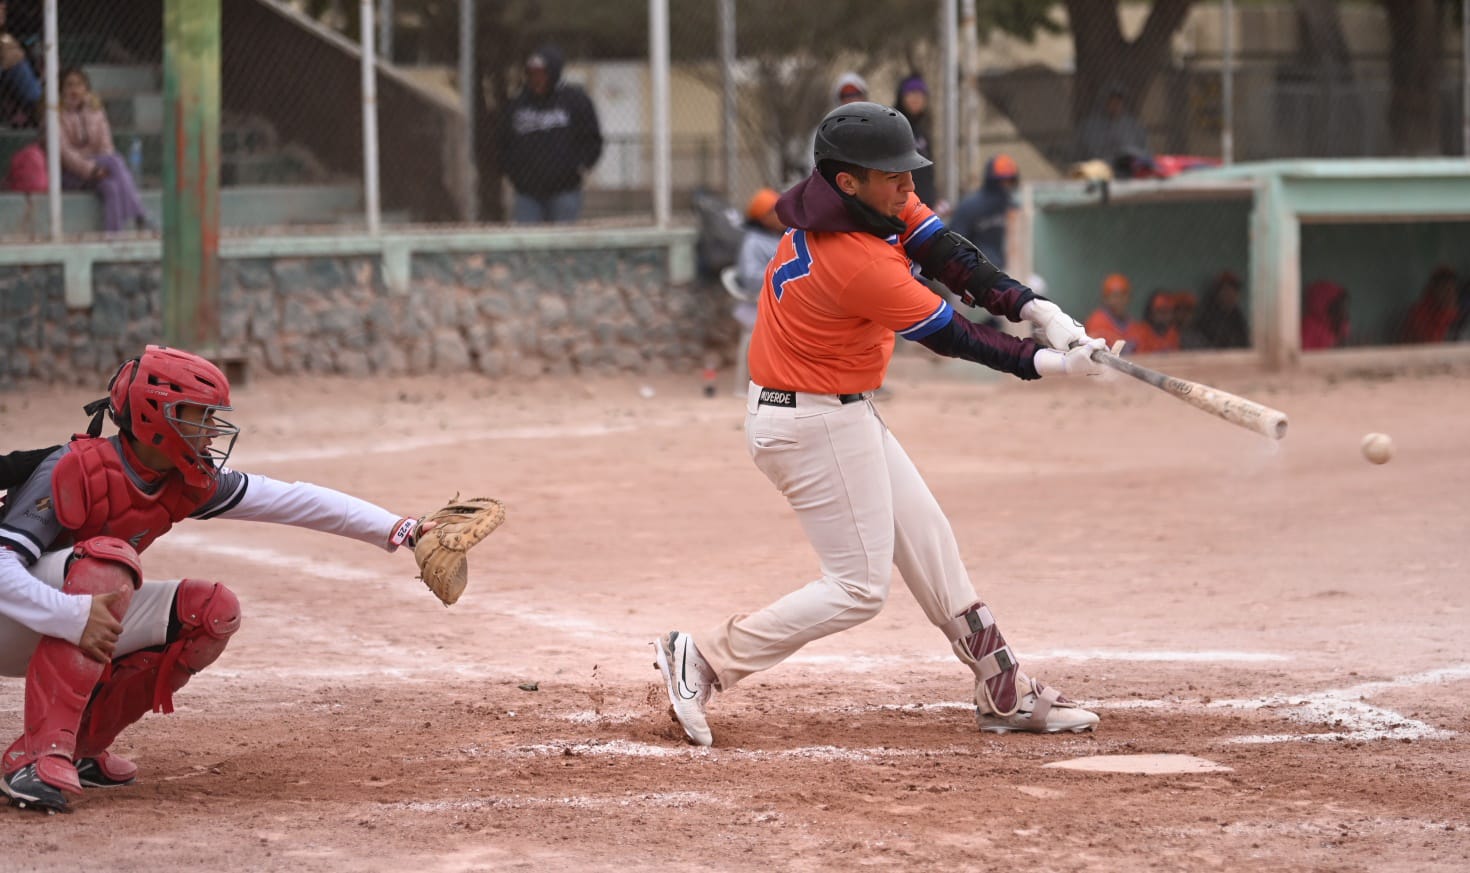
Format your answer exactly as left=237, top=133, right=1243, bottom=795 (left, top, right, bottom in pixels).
left=1042, top=754, right=1232, bottom=774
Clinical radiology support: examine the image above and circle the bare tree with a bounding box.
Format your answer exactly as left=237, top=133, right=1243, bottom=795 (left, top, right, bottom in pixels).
left=1381, top=0, right=1449, bottom=155
left=1290, top=0, right=1365, bottom=156
left=1062, top=0, right=1195, bottom=123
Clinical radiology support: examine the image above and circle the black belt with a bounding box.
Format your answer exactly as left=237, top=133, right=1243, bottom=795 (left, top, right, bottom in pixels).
left=756, top=387, right=871, bottom=408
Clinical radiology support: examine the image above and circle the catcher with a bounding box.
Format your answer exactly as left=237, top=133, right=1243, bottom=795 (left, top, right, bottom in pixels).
left=0, top=345, right=503, bottom=813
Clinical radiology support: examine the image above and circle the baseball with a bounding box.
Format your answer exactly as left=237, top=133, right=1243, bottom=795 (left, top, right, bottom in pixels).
left=1361, top=432, right=1393, bottom=465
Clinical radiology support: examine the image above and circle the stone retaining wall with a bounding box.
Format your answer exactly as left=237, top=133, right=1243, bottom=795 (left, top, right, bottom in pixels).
left=0, top=241, right=730, bottom=386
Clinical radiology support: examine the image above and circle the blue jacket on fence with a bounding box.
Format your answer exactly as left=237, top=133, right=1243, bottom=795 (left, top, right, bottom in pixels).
left=496, top=44, right=604, bottom=199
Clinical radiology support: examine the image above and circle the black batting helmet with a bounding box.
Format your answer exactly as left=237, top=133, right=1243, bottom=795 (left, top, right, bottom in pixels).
left=813, top=102, right=932, bottom=173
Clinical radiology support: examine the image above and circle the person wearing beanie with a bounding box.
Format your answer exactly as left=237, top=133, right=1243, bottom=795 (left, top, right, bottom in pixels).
left=799, top=72, right=872, bottom=178
left=893, top=73, right=937, bottom=208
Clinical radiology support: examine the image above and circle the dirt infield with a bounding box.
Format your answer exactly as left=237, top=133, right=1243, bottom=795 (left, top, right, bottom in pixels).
left=3, top=356, right=1468, bottom=872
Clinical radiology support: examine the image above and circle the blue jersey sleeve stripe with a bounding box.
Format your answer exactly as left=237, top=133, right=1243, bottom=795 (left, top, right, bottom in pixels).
left=902, top=215, right=943, bottom=250
left=899, top=300, right=954, bottom=341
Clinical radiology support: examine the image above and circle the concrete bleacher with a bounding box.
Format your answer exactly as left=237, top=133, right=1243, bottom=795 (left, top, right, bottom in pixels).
left=0, top=61, right=362, bottom=233
left=0, top=184, right=365, bottom=238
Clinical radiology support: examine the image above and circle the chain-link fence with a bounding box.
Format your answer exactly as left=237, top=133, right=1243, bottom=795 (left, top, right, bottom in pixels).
left=1, top=0, right=1466, bottom=355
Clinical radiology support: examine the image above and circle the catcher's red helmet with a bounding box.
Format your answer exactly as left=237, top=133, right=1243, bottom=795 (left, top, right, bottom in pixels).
left=107, top=345, right=237, bottom=487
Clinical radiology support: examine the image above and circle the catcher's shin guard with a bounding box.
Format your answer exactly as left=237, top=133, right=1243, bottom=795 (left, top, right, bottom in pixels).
left=943, top=601, right=1022, bottom=717
left=75, top=579, right=240, bottom=759
left=3, top=538, right=140, bottom=794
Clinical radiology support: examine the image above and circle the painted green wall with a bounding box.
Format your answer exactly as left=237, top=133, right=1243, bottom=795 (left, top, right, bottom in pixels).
left=1032, top=199, right=1253, bottom=324
left=1300, top=221, right=1470, bottom=345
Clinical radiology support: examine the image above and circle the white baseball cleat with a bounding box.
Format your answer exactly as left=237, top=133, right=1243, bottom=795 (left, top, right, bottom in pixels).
left=977, top=677, right=1100, bottom=734
left=654, top=631, right=716, bottom=747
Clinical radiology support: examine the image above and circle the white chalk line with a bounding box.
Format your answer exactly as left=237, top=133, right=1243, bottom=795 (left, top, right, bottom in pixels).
left=787, top=649, right=1290, bottom=668
left=441, top=738, right=978, bottom=765
left=161, top=530, right=388, bottom=584
left=1096, top=664, right=1470, bottom=744
left=383, top=790, right=723, bottom=814
left=234, top=414, right=727, bottom=465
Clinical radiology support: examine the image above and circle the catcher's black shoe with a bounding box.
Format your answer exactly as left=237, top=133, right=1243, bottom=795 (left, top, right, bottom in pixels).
left=2, top=763, right=71, bottom=813
left=76, top=752, right=137, bottom=788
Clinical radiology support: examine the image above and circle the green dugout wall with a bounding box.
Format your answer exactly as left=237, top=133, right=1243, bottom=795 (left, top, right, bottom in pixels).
left=1027, top=160, right=1470, bottom=368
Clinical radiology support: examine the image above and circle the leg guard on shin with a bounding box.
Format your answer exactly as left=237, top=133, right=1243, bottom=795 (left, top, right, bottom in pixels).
left=943, top=600, right=1099, bottom=734
left=942, top=601, right=1021, bottom=716
left=2, top=538, right=139, bottom=795
left=74, top=579, right=240, bottom=761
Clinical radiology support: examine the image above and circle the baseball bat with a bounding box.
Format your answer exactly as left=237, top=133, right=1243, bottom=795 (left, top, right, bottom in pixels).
left=1092, top=349, right=1288, bottom=440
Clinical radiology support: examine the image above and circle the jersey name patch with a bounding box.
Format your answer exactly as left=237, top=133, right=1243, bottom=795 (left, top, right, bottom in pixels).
left=757, top=388, right=796, bottom=408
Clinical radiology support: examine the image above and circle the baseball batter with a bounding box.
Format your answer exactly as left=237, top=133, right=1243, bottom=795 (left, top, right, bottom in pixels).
left=0, top=345, right=433, bottom=814
left=656, top=103, right=1105, bottom=746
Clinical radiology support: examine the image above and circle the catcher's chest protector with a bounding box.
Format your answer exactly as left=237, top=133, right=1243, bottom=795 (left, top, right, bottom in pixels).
left=51, top=437, right=215, bottom=552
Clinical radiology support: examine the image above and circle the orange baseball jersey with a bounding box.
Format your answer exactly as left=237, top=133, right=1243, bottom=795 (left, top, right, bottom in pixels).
left=747, top=194, right=951, bottom=394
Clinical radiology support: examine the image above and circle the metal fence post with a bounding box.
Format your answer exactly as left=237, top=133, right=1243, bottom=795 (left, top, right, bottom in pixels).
left=162, top=0, right=221, bottom=350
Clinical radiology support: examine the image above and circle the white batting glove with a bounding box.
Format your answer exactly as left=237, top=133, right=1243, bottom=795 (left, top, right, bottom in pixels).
left=1033, top=338, right=1106, bottom=377
left=1021, top=299, right=1091, bottom=351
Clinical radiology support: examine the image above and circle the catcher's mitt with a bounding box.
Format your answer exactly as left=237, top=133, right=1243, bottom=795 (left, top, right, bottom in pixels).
left=413, top=497, right=506, bottom=606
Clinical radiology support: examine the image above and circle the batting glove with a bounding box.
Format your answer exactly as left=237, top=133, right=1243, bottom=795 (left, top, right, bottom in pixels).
left=1033, top=338, right=1106, bottom=377
left=1021, top=299, right=1091, bottom=351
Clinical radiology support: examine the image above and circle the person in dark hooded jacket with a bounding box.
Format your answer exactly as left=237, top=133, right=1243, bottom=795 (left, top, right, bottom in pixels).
left=497, top=44, right=603, bottom=224
left=948, top=154, right=1020, bottom=271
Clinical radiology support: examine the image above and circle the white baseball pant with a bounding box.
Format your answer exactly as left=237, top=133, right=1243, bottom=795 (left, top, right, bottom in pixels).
left=696, top=382, right=980, bottom=689
left=0, top=550, right=178, bottom=677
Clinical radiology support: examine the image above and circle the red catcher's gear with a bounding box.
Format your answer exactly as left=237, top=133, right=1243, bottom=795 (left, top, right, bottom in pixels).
left=75, top=579, right=241, bottom=760
left=51, top=435, right=216, bottom=552
left=1, top=538, right=140, bottom=792
left=106, top=345, right=238, bottom=488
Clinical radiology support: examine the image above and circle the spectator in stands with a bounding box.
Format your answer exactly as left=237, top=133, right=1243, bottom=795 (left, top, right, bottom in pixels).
left=0, top=29, right=39, bottom=128
left=4, top=122, right=43, bottom=235
left=948, top=153, right=1021, bottom=271
left=1173, top=290, right=1209, bottom=349
left=57, top=66, right=152, bottom=233
left=1399, top=265, right=1460, bottom=344
left=893, top=73, right=938, bottom=210
left=1453, top=278, right=1470, bottom=343
left=733, top=187, right=783, bottom=295
left=1195, top=270, right=1250, bottom=349
left=797, top=72, right=869, bottom=179
left=498, top=44, right=603, bottom=225
left=1085, top=272, right=1134, bottom=350
left=1128, top=290, right=1181, bottom=353
left=1075, top=83, right=1149, bottom=167
left=1301, top=279, right=1349, bottom=350
left=2, top=123, right=42, bottom=192
left=833, top=71, right=869, bottom=107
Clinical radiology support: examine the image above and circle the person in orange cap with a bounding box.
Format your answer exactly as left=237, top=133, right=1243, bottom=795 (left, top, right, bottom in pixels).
left=734, top=187, right=787, bottom=295
left=1085, top=273, right=1133, bottom=350
left=1127, top=289, right=1180, bottom=353
left=949, top=154, right=1021, bottom=272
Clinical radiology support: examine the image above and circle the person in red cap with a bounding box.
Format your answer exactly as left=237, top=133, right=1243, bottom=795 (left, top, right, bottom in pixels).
left=0, top=346, right=438, bottom=814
